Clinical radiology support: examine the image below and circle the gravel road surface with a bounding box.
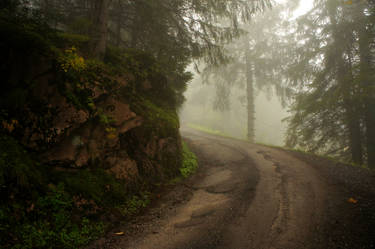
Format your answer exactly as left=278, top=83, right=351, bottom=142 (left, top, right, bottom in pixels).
left=88, top=128, right=375, bottom=249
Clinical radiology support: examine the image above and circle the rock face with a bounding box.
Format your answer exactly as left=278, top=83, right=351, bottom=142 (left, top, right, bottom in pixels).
left=32, top=73, right=182, bottom=185
left=1, top=28, right=182, bottom=188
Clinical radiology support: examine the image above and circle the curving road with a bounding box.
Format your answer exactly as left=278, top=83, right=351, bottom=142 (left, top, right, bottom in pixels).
left=90, top=128, right=375, bottom=249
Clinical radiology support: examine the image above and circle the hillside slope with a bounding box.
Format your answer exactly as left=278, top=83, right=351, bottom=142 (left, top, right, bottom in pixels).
left=0, top=15, right=184, bottom=248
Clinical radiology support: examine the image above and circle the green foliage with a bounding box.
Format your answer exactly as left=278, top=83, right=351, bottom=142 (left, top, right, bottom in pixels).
left=128, top=94, right=179, bottom=137
left=118, top=191, right=151, bottom=217
left=0, top=135, right=106, bottom=248
left=180, top=141, right=198, bottom=178
left=56, top=32, right=90, bottom=49
left=0, top=3, right=199, bottom=248
left=0, top=180, right=104, bottom=249
left=105, top=46, right=159, bottom=80
left=284, top=0, right=375, bottom=165
left=0, top=135, right=42, bottom=189
left=12, top=184, right=104, bottom=249
left=105, top=46, right=190, bottom=109
left=55, top=168, right=128, bottom=207
left=0, top=13, right=54, bottom=56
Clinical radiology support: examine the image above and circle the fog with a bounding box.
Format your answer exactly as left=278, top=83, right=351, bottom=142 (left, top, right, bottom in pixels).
left=181, top=75, right=288, bottom=146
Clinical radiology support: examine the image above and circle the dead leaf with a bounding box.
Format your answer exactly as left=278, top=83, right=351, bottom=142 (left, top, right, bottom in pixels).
left=348, top=197, right=358, bottom=204
left=27, top=203, right=35, bottom=213
left=114, top=232, right=124, bottom=236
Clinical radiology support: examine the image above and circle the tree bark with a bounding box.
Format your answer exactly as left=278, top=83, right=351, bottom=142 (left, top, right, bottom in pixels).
left=358, top=5, right=375, bottom=168
left=130, top=1, right=142, bottom=48
left=90, top=0, right=111, bottom=59
left=246, top=45, right=255, bottom=143
left=345, top=50, right=363, bottom=165
left=346, top=109, right=363, bottom=165
left=115, top=0, right=122, bottom=46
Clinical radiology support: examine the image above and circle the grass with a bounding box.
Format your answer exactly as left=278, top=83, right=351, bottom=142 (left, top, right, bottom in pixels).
left=186, top=123, right=229, bottom=137
left=186, top=123, right=253, bottom=143
left=117, top=191, right=151, bottom=217
left=180, top=141, right=198, bottom=178
left=186, top=123, right=373, bottom=170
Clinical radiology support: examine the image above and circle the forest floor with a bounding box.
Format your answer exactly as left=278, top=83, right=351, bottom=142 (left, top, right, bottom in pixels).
left=87, top=128, right=375, bottom=249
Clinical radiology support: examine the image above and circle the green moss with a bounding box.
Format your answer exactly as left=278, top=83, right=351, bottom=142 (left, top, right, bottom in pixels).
left=129, top=94, right=179, bottom=137
left=53, top=168, right=128, bottom=207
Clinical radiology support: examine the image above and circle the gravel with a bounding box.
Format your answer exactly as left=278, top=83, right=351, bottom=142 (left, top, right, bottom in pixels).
left=286, top=150, right=375, bottom=249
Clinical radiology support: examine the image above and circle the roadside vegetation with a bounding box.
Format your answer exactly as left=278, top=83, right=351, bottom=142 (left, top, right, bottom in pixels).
left=187, top=123, right=229, bottom=137
left=180, top=141, right=198, bottom=178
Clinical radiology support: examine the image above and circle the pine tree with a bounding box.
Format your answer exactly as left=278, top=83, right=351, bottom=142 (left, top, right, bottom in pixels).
left=202, top=3, right=293, bottom=142
left=285, top=0, right=375, bottom=166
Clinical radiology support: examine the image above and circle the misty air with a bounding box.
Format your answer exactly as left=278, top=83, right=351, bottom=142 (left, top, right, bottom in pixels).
left=1, top=0, right=374, bottom=248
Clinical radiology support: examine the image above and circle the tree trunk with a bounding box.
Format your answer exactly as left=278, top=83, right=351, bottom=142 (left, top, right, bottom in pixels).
left=130, top=2, right=142, bottom=48
left=115, top=0, right=122, bottom=46
left=358, top=8, right=375, bottom=168
left=345, top=50, right=363, bottom=165
left=246, top=46, right=255, bottom=143
left=346, top=111, right=363, bottom=165
left=90, top=0, right=111, bottom=59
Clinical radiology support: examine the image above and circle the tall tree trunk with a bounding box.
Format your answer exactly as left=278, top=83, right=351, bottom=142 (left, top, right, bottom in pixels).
left=345, top=50, right=363, bottom=165
left=246, top=46, right=255, bottom=143
left=346, top=109, right=363, bottom=164
left=90, top=0, right=111, bottom=59
left=115, top=0, right=122, bottom=46
left=358, top=5, right=375, bottom=168
left=130, top=2, right=142, bottom=48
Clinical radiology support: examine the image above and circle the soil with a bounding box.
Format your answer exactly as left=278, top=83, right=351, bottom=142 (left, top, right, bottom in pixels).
left=87, top=128, right=375, bottom=249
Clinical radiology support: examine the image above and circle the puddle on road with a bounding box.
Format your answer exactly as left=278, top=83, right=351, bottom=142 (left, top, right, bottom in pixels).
left=171, top=189, right=229, bottom=229
left=193, top=169, right=232, bottom=188
left=200, top=145, right=245, bottom=162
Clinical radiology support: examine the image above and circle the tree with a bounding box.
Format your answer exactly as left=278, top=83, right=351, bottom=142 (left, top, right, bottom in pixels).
left=24, top=0, right=271, bottom=109
left=285, top=0, right=375, bottom=166
left=356, top=1, right=375, bottom=168
left=90, top=0, right=111, bottom=59
left=201, top=2, right=294, bottom=142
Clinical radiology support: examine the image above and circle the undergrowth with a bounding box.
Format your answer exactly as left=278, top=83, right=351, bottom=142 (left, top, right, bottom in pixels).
left=0, top=8, right=186, bottom=248
left=0, top=134, right=153, bottom=248
left=117, top=191, right=151, bottom=217
left=180, top=141, right=198, bottom=178
left=0, top=137, right=105, bottom=248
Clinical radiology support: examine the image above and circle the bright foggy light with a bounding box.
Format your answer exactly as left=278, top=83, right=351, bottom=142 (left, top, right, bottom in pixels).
left=293, top=0, right=314, bottom=17
left=275, top=0, right=314, bottom=18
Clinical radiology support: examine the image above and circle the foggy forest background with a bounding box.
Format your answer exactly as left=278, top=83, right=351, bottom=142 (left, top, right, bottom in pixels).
left=182, top=0, right=375, bottom=168
left=1, top=0, right=374, bottom=167
left=1, top=0, right=375, bottom=248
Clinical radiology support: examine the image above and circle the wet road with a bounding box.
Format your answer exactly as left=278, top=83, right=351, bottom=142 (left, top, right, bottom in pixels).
left=92, top=128, right=329, bottom=249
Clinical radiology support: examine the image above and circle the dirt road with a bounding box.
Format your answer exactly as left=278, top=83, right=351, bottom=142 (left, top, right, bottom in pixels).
left=90, top=128, right=375, bottom=249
